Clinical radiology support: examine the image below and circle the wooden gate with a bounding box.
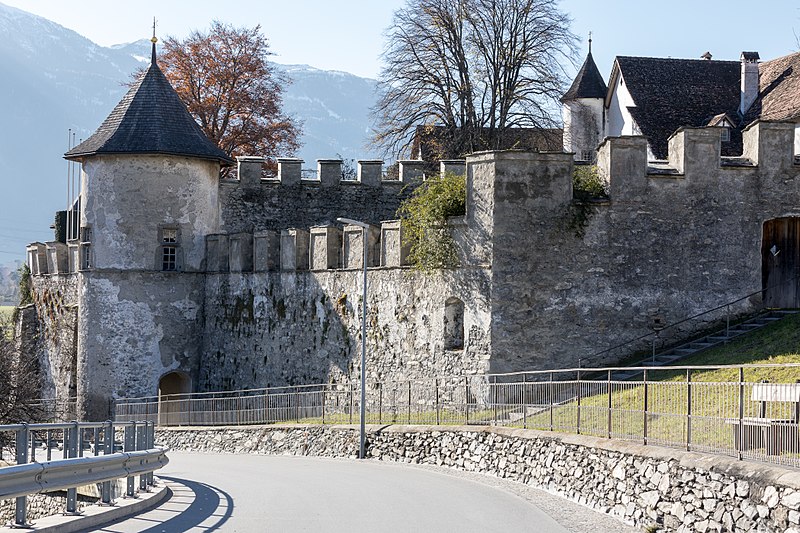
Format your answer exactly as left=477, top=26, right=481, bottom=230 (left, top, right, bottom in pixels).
left=762, top=217, right=800, bottom=308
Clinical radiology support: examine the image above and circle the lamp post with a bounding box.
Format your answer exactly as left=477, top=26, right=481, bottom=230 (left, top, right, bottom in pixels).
left=336, top=217, right=369, bottom=459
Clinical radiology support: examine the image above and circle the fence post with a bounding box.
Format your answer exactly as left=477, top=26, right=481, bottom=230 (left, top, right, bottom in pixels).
left=492, top=375, right=497, bottom=426
left=66, top=422, right=79, bottom=514
left=78, top=425, right=84, bottom=458
left=102, top=421, right=113, bottom=504
left=407, top=381, right=412, bottom=424
left=522, top=374, right=528, bottom=430
left=549, top=372, right=554, bottom=432
left=29, top=429, right=36, bottom=463
left=643, top=369, right=648, bottom=445
left=378, top=384, right=383, bottom=425
left=464, top=377, right=470, bottom=425
left=349, top=384, right=354, bottom=425
left=137, top=423, right=148, bottom=492
left=295, top=389, right=300, bottom=423
left=14, top=424, right=30, bottom=527
left=576, top=370, right=582, bottom=435
left=147, top=421, right=155, bottom=487
left=738, top=366, right=744, bottom=460
left=686, top=369, right=692, bottom=451
left=607, top=370, right=613, bottom=438
left=435, top=379, right=440, bottom=425
left=125, top=422, right=136, bottom=498
left=321, top=387, right=326, bottom=425
left=46, top=429, right=52, bottom=461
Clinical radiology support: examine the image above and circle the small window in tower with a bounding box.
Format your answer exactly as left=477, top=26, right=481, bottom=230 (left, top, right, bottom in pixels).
left=158, top=227, right=181, bottom=272
left=162, top=245, right=177, bottom=271
left=720, top=127, right=730, bottom=142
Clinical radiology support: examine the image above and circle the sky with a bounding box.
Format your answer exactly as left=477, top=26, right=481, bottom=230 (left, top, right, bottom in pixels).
left=0, top=0, right=798, bottom=263
left=3, top=0, right=799, bottom=79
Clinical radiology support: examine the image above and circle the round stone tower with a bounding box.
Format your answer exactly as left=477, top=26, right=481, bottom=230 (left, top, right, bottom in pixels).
left=64, top=39, right=233, bottom=419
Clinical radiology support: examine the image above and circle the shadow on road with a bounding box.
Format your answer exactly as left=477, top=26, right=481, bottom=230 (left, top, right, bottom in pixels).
left=95, top=475, right=234, bottom=532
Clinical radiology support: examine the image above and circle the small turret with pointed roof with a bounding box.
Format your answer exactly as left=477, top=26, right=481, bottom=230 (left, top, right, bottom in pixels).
left=64, top=26, right=233, bottom=165
left=561, top=36, right=607, bottom=102
left=561, top=35, right=607, bottom=162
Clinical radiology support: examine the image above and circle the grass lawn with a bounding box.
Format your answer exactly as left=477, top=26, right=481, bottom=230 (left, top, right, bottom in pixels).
left=0, top=305, right=14, bottom=338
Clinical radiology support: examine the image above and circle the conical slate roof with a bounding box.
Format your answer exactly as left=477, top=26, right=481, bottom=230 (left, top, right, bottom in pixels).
left=65, top=47, right=234, bottom=165
left=561, top=51, right=607, bottom=102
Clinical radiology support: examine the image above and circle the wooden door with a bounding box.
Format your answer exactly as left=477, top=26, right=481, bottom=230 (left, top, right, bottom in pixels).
left=762, top=218, right=800, bottom=308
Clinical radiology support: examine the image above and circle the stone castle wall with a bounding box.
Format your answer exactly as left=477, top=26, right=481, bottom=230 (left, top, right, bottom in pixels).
left=21, top=121, right=800, bottom=410
left=475, top=121, right=800, bottom=374
left=199, top=268, right=491, bottom=391
left=76, top=271, right=206, bottom=419
left=218, top=158, right=426, bottom=235
left=24, top=274, right=79, bottom=402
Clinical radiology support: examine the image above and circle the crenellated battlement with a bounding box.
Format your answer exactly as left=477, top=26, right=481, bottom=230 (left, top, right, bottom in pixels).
left=205, top=219, right=412, bottom=273
left=227, top=157, right=467, bottom=188
left=597, top=121, right=799, bottom=196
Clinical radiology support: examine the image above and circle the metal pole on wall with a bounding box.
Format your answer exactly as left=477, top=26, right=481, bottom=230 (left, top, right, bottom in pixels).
left=337, top=217, right=370, bottom=460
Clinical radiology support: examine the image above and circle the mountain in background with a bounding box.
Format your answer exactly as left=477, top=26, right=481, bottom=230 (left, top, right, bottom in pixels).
left=0, top=2, right=379, bottom=270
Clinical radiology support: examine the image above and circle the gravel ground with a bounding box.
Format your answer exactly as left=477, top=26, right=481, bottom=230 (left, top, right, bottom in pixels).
left=401, top=462, right=642, bottom=533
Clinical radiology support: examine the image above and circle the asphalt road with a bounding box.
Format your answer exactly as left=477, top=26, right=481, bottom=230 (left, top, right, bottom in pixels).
left=88, top=451, right=594, bottom=533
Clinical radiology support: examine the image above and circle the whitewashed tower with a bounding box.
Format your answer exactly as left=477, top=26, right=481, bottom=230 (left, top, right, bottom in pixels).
left=64, top=35, right=233, bottom=419
left=561, top=38, right=608, bottom=162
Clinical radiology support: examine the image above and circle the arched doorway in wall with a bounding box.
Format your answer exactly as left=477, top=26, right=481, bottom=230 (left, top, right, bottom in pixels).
left=762, top=217, right=800, bottom=308
left=158, top=371, right=191, bottom=425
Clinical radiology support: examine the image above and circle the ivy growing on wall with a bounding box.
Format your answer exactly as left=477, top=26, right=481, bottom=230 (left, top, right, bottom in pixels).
left=568, top=165, right=608, bottom=238
left=572, top=164, right=607, bottom=200
left=397, top=172, right=466, bottom=270
left=18, top=264, right=32, bottom=307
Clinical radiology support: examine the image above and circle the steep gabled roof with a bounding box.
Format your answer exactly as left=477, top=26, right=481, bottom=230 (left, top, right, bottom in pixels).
left=747, top=51, right=800, bottom=122
left=561, top=51, right=607, bottom=102
left=612, top=56, right=741, bottom=158
left=65, top=51, right=234, bottom=165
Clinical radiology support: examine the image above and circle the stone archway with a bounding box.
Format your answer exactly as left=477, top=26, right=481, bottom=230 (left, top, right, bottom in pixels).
left=762, top=217, right=800, bottom=308
left=158, top=371, right=191, bottom=425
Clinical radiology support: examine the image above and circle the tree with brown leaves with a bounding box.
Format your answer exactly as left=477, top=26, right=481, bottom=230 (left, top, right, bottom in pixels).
left=373, top=0, right=575, bottom=158
left=158, top=21, right=301, bottom=160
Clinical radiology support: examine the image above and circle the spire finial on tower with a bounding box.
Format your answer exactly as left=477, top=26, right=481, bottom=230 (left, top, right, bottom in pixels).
left=150, top=17, right=158, bottom=64
left=588, top=31, right=592, bottom=54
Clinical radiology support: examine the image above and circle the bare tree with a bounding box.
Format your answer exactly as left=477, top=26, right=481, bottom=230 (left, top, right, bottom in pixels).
left=373, top=0, right=576, bottom=157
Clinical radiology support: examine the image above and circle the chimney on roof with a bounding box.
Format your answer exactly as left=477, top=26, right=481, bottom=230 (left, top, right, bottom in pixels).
left=740, top=51, right=760, bottom=115
left=701, top=51, right=712, bottom=60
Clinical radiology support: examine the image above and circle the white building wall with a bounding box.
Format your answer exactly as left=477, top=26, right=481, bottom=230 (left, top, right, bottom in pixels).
left=563, top=98, right=605, bottom=161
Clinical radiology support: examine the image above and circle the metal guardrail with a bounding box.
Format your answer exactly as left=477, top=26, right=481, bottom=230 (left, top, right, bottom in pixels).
left=115, top=364, right=800, bottom=470
left=0, top=421, right=166, bottom=528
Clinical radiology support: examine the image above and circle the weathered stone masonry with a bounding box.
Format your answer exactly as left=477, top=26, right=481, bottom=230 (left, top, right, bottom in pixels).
left=157, top=424, right=800, bottom=533
left=22, top=120, right=800, bottom=418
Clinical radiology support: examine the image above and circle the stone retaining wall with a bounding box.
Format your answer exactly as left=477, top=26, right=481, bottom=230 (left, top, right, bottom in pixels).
left=157, top=424, right=800, bottom=533
left=0, top=494, right=92, bottom=525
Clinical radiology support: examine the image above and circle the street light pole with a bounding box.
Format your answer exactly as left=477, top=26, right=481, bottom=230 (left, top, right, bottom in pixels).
left=337, top=217, right=369, bottom=459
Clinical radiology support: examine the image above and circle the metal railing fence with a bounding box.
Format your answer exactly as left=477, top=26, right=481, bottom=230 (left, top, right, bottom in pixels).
left=116, top=364, right=800, bottom=468
left=0, top=420, right=165, bottom=528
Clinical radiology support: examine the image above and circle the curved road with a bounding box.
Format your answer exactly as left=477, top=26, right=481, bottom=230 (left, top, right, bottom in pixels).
left=90, top=452, right=635, bottom=533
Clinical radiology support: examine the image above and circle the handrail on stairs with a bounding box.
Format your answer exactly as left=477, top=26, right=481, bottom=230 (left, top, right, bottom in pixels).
left=585, top=273, right=800, bottom=367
